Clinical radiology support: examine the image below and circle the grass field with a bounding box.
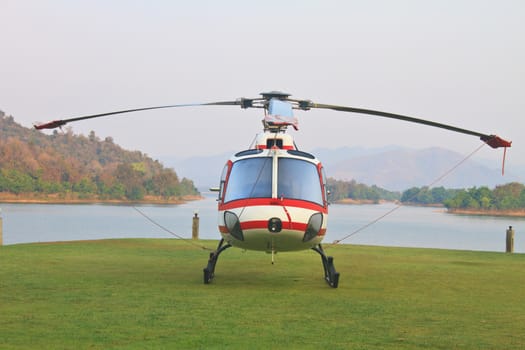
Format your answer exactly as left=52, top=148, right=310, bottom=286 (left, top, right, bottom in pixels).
left=1, top=239, right=524, bottom=349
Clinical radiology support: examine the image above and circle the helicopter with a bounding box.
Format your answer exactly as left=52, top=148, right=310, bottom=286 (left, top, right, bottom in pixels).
left=35, top=91, right=511, bottom=288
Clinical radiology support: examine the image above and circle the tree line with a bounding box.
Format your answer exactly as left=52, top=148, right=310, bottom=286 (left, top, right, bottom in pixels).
left=443, top=182, right=525, bottom=211
left=327, top=178, right=400, bottom=203
left=0, top=112, right=198, bottom=201
left=399, top=183, right=525, bottom=210
left=327, top=175, right=525, bottom=211
left=400, top=186, right=461, bottom=205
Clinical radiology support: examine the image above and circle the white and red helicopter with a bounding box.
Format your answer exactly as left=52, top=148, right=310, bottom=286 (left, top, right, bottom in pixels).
left=35, top=91, right=511, bottom=288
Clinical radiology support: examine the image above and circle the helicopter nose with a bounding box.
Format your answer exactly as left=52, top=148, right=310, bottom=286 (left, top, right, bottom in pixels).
left=268, top=217, right=282, bottom=233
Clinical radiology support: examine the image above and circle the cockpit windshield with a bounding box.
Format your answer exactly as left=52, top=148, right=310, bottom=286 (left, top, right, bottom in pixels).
left=223, top=156, right=324, bottom=206
left=278, top=158, right=323, bottom=205
left=223, top=157, right=272, bottom=202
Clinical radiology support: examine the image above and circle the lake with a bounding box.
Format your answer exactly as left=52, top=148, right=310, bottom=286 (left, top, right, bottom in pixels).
left=1, top=194, right=523, bottom=253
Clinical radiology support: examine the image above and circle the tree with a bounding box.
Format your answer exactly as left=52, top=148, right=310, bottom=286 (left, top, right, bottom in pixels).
left=88, top=130, right=97, bottom=142
left=0, top=169, right=35, bottom=194
left=430, top=187, right=448, bottom=203
left=493, top=183, right=524, bottom=209
left=148, top=169, right=180, bottom=198
left=401, top=187, right=421, bottom=203
left=114, top=163, right=145, bottom=200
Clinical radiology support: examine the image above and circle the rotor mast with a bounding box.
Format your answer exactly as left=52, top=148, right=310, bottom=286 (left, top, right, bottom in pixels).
left=259, top=92, right=299, bottom=133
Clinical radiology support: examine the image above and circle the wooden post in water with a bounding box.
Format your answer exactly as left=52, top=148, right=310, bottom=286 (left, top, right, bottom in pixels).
left=192, top=211, right=199, bottom=240
left=506, top=226, right=514, bottom=253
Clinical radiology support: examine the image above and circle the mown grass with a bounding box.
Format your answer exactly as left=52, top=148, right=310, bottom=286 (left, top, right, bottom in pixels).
left=1, top=239, right=524, bottom=349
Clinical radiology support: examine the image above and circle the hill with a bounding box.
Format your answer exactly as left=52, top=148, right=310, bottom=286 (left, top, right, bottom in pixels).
left=163, top=146, right=519, bottom=191
left=0, top=111, right=198, bottom=202
left=313, top=146, right=520, bottom=191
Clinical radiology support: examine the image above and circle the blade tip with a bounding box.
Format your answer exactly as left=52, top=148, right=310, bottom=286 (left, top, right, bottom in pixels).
left=34, top=120, right=66, bottom=130
left=481, top=135, right=512, bottom=149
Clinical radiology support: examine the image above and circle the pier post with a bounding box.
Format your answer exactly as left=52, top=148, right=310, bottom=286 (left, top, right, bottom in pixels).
left=506, top=226, right=514, bottom=253
left=192, top=211, right=199, bottom=240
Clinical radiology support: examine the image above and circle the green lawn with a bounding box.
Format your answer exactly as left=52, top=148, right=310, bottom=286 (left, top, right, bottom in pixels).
left=1, top=239, right=524, bottom=349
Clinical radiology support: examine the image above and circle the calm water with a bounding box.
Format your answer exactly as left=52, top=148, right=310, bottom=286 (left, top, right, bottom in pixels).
left=1, top=194, right=524, bottom=253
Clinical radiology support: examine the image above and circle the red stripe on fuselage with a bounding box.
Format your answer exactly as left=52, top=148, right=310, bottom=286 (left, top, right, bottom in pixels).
left=256, top=145, right=295, bottom=150
left=219, top=224, right=327, bottom=236
left=219, top=198, right=327, bottom=213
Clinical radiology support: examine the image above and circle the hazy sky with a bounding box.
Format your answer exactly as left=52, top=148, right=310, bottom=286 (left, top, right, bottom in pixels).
left=1, top=1, right=523, bottom=172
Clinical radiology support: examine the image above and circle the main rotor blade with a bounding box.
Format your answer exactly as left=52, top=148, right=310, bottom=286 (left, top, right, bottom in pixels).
left=33, top=93, right=512, bottom=150
left=309, top=102, right=512, bottom=149
left=34, top=101, right=240, bottom=130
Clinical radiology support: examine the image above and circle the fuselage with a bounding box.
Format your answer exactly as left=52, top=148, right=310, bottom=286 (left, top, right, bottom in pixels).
left=216, top=131, right=328, bottom=252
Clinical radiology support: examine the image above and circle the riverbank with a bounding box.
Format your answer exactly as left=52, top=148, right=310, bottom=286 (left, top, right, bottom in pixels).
left=0, top=192, right=203, bottom=205
left=447, top=208, right=525, bottom=217
left=334, top=198, right=383, bottom=205
left=334, top=198, right=525, bottom=217
left=335, top=199, right=443, bottom=207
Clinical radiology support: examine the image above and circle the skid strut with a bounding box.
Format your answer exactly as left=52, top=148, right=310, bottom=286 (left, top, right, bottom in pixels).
left=312, top=244, right=340, bottom=288
left=203, top=239, right=232, bottom=284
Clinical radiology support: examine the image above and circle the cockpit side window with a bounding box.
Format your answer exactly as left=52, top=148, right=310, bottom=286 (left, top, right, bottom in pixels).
left=219, top=163, right=230, bottom=201
left=320, top=166, right=328, bottom=204
left=223, top=157, right=272, bottom=202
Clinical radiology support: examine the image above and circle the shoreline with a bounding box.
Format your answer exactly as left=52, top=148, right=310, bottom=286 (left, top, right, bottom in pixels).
left=446, top=208, right=525, bottom=217
left=0, top=193, right=203, bottom=205
left=4, top=194, right=525, bottom=217
left=334, top=198, right=525, bottom=217
left=334, top=198, right=383, bottom=205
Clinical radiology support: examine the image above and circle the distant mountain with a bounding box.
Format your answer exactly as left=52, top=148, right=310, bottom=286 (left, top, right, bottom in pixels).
left=161, top=152, right=233, bottom=191
left=316, top=146, right=521, bottom=191
left=307, top=145, right=406, bottom=165
left=162, top=146, right=522, bottom=191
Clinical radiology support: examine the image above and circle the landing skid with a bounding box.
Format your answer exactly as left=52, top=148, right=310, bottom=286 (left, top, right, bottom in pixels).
left=312, top=244, right=340, bottom=288
left=204, top=240, right=339, bottom=287
left=203, top=239, right=232, bottom=284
